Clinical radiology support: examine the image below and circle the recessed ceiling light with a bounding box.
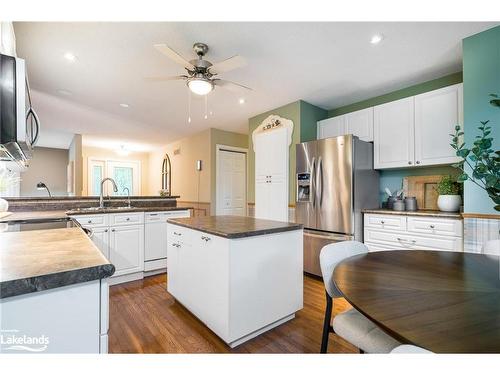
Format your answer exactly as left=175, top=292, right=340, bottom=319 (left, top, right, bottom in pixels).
left=64, top=52, right=77, bottom=62
left=119, top=103, right=129, bottom=108
left=370, top=34, right=384, bottom=45
left=57, top=89, right=72, bottom=96
left=239, top=98, right=245, bottom=104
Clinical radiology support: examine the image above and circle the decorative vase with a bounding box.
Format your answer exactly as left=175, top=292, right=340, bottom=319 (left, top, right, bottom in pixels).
left=437, top=195, right=461, bottom=212
left=0, top=197, right=8, bottom=212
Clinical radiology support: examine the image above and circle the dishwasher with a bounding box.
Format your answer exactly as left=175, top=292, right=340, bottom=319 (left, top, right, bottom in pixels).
left=144, top=210, right=190, bottom=272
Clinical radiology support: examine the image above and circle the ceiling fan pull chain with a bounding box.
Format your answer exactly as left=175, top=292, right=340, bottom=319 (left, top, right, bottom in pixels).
left=204, top=95, right=208, bottom=120
left=188, top=90, right=192, bottom=124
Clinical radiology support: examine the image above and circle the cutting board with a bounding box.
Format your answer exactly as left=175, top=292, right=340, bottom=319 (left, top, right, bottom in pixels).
left=0, top=211, right=12, bottom=219
left=403, top=175, right=444, bottom=210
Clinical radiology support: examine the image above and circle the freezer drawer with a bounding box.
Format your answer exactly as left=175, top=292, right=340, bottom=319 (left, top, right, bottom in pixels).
left=303, top=230, right=353, bottom=277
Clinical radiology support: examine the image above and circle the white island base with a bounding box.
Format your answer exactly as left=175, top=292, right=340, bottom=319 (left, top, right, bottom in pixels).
left=167, top=219, right=303, bottom=348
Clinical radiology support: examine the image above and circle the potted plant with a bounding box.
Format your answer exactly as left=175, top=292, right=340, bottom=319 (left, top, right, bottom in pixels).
left=0, top=165, right=21, bottom=212
left=436, top=175, right=462, bottom=212
left=450, top=93, right=499, bottom=211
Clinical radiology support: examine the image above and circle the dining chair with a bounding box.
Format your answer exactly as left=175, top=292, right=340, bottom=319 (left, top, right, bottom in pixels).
left=319, top=241, right=400, bottom=354
left=391, top=345, right=432, bottom=354
left=482, top=239, right=500, bottom=256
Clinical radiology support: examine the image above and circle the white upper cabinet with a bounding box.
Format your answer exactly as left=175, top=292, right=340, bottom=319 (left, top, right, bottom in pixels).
left=414, top=83, right=463, bottom=166
left=374, top=97, right=415, bottom=169
left=345, top=107, right=374, bottom=142
left=317, top=108, right=373, bottom=142
left=317, top=115, right=346, bottom=139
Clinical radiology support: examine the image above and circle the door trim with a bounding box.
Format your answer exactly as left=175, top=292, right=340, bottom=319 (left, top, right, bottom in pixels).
left=215, top=144, right=248, bottom=216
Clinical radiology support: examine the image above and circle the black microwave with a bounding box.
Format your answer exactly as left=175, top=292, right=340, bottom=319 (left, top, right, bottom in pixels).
left=0, top=53, right=40, bottom=166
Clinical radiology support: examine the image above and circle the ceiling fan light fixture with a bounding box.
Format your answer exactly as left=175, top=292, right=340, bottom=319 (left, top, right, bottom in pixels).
left=187, top=78, right=213, bottom=96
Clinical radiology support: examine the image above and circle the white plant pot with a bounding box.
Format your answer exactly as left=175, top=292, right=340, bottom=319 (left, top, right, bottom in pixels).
left=437, top=195, right=461, bottom=212
left=0, top=197, right=8, bottom=212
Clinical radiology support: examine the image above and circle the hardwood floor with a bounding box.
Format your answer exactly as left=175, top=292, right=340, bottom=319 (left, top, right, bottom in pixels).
left=109, top=274, right=357, bottom=353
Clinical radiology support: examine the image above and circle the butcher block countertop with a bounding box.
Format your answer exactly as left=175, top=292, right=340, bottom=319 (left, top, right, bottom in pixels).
left=0, top=227, right=115, bottom=299
left=167, top=215, right=303, bottom=239
left=362, top=208, right=462, bottom=219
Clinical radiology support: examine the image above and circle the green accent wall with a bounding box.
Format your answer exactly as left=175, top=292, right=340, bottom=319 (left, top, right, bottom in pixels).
left=247, top=100, right=327, bottom=205
left=462, top=26, right=500, bottom=214
left=328, top=72, right=463, bottom=117
left=300, top=100, right=328, bottom=142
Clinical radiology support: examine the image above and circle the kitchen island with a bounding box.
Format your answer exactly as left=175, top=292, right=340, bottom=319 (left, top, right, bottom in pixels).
left=166, top=215, right=303, bottom=348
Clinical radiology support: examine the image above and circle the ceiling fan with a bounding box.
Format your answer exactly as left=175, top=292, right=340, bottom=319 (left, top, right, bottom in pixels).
left=146, top=42, right=251, bottom=96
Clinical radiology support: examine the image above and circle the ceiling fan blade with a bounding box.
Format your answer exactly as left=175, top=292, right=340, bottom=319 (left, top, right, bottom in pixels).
left=154, top=44, right=194, bottom=70
left=209, top=55, right=246, bottom=74
left=214, top=79, right=252, bottom=92
left=144, top=75, right=188, bottom=82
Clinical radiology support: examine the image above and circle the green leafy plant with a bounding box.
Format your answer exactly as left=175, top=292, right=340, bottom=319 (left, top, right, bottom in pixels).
left=450, top=93, right=500, bottom=211
left=436, top=175, right=461, bottom=195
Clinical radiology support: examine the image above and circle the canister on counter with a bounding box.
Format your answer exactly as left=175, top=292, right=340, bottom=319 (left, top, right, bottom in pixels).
left=404, top=196, right=418, bottom=211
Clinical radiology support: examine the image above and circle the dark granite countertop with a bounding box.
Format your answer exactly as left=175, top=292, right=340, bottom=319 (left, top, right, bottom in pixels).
left=362, top=208, right=462, bottom=219
left=66, top=206, right=193, bottom=216
left=0, top=207, right=193, bottom=223
left=0, top=227, right=115, bottom=299
left=168, top=215, right=303, bottom=239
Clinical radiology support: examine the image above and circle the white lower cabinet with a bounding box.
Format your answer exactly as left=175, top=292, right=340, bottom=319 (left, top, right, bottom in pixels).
left=0, top=279, right=109, bottom=353
left=364, top=213, right=463, bottom=252
left=109, top=224, right=144, bottom=277
left=71, top=209, right=190, bottom=285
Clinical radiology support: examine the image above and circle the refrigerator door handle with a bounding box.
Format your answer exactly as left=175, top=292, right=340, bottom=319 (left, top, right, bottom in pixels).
left=318, top=157, right=324, bottom=206
left=311, top=157, right=316, bottom=208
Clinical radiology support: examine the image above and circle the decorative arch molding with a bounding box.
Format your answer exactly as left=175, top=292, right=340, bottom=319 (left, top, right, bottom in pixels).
left=252, top=115, right=294, bottom=152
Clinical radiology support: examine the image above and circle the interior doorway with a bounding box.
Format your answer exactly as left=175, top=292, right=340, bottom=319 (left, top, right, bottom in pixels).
left=216, top=145, right=248, bottom=216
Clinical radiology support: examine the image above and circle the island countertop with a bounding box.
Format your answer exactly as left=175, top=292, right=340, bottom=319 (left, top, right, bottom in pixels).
left=167, top=215, right=303, bottom=239
left=0, top=227, right=115, bottom=299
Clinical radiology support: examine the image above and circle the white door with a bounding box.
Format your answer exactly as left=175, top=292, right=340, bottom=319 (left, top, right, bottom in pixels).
left=414, top=83, right=463, bottom=166
left=107, top=161, right=141, bottom=196
left=374, top=97, right=415, bottom=169
left=317, top=115, right=346, bottom=139
left=109, top=224, right=144, bottom=277
left=217, top=149, right=247, bottom=216
left=91, top=227, right=110, bottom=260
left=345, top=107, right=374, bottom=142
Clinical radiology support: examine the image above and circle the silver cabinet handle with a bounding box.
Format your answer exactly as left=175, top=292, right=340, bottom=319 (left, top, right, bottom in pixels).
left=104, top=229, right=108, bottom=233
left=111, top=229, right=115, bottom=232
left=201, top=236, right=211, bottom=242
left=174, top=232, right=182, bottom=236
left=416, top=161, right=420, bottom=165
left=408, top=161, right=412, bottom=165
left=381, top=220, right=385, bottom=224
left=126, top=217, right=130, bottom=221
left=430, top=225, right=435, bottom=229
left=87, top=220, right=92, bottom=224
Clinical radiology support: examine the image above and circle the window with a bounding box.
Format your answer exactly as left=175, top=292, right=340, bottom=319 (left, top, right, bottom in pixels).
left=88, top=158, right=141, bottom=196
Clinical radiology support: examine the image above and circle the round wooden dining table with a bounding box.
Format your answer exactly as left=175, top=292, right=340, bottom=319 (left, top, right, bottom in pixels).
left=333, top=250, right=500, bottom=353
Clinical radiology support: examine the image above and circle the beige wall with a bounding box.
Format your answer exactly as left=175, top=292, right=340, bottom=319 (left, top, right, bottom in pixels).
left=68, top=134, right=83, bottom=196
left=148, top=129, right=211, bottom=202
left=82, top=145, right=150, bottom=196
left=20, top=147, right=69, bottom=197
left=147, top=128, right=248, bottom=214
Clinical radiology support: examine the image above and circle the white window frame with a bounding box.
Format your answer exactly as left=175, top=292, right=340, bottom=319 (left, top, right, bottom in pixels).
left=87, top=157, right=141, bottom=196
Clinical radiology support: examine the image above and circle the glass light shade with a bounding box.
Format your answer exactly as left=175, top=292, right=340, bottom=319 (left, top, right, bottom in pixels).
left=187, top=78, right=213, bottom=95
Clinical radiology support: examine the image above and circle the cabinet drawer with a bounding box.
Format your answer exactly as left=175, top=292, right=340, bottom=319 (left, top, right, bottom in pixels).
left=71, top=214, right=108, bottom=227
left=167, top=223, right=189, bottom=243
left=407, top=216, right=462, bottom=237
left=365, top=229, right=462, bottom=252
left=110, top=212, right=144, bottom=226
left=364, top=214, right=406, bottom=231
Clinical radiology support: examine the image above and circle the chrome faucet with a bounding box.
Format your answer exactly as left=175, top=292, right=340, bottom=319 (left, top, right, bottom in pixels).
left=123, top=187, right=131, bottom=208
left=99, top=178, right=118, bottom=208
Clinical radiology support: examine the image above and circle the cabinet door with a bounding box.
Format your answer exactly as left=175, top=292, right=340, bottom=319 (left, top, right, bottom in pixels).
left=145, top=221, right=167, bottom=261
left=109, top=224, right=144, bottom=277
left=254, top=132, right=270, bottom=181
left=317, top=116, right=346, bottom=139
left=269, top=179, right=289, bottom=222
left=255, top=180, right=269, bottom=220
left=345, top=107, right=374, bottom=142
left=414, top=84, right=462, bottom=166
left=374, top=97, right=415, bottom=169
left=91, top=227, right=110, bottom=260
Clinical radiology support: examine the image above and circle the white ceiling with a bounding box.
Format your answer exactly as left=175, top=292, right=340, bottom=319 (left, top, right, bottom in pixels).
left=13, top=22, right=498, bottom=149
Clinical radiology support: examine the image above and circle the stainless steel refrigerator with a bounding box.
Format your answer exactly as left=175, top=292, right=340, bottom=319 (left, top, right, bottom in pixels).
left=295, top=135, right=379, bottom=276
